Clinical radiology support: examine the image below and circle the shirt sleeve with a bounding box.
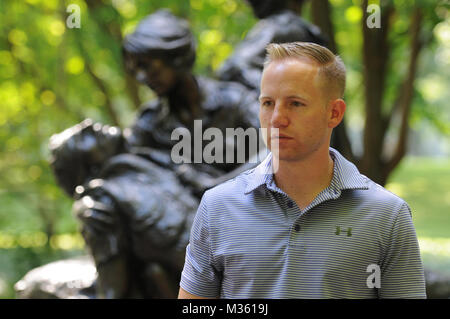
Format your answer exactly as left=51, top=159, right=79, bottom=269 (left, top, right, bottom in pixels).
left=379, top=203, right=427, bottom=298
left=179, top=191, right=222, bottom=297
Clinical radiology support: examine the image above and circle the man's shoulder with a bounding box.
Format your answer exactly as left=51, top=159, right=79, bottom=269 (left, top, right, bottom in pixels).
left=356, top=176, right=410, bottom=212
left=331, top=148, right=408, bottom=210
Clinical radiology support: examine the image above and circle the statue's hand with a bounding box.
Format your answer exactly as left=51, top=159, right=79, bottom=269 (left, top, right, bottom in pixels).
left=72, top=191, right=126, bottom=267
left=73, top=195, right=116, bottom=235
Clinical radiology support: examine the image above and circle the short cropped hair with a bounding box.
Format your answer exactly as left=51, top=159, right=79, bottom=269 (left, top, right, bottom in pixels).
left=264, top=42, right=346, bottom=99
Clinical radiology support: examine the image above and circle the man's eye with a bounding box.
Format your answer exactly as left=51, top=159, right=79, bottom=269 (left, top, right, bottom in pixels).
left=261, top=101, right=273, bottom=107
left=291, top=101, right=305, bottom=107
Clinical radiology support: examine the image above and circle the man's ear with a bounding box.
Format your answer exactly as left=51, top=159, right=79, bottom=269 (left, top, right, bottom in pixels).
left=328, top=99, right=346, bottom=129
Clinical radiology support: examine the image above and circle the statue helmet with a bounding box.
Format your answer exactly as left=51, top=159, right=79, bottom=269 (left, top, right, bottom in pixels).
left=122, top=9, right=196, bottom=71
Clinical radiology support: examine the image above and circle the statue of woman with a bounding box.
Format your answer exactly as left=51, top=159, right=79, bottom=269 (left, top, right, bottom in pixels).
left=122, top=10, right=259, bottom=171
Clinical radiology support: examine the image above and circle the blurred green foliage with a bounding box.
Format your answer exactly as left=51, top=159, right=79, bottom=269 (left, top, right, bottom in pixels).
left=0, top=0, right=449, bottom=298
left=386, top=157, right=450, bottom=276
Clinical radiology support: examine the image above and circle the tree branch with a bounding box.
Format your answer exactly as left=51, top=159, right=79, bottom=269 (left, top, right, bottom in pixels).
left=85, top=0, right=142, bottom=109
left=75, top=35, right=121, bottom=127
left=384, top=8, right=423, bottom=178
left=52, top=1, right=85, bottom=122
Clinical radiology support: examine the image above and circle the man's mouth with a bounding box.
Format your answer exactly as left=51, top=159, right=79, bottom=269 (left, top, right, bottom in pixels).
left=272, top=134, right=293, bottom=139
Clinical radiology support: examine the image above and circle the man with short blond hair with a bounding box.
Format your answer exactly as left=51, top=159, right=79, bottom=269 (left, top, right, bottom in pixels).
left=178, top=42, right=426, bottom=299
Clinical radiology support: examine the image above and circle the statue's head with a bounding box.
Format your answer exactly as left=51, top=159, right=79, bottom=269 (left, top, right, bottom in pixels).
left=122, top=9, right=196, bottom=96
left=246, top=0, right=305, bottom=19
left=49, top=119, right=124, bottom=196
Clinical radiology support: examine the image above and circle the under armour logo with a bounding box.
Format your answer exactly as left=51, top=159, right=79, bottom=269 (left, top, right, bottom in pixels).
left=335, top=226, right=352, bottom=237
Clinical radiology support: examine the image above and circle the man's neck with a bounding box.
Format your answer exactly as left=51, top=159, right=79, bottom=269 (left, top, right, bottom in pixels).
left=273, top=146, right=334, bottom=210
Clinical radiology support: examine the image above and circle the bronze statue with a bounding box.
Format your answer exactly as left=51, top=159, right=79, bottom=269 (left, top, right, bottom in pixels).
left=49, top=9, right=260, bottom=298
left=217, top=0, right=328, bottom=91
left=122, top=9, right=260, bottom=192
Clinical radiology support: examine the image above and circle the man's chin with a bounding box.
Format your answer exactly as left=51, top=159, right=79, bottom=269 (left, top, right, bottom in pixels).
left=270, top=149, right=301, bottom=162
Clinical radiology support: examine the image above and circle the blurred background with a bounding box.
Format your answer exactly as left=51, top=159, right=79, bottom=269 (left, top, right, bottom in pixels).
left=0, top=0, right=449, bottom=298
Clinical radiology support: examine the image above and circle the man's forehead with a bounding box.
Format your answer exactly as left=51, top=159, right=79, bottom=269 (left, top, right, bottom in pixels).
left=261, top=58, right=322, bottom=95
left=265, top=56, right=320, bottom=70
left=263, top=58, right=321, bottom=83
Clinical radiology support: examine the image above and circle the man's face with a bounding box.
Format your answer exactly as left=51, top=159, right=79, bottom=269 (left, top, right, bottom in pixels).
left=259, top=58, right=332, bottom=162
left=130, top=55, right=178, bottom=96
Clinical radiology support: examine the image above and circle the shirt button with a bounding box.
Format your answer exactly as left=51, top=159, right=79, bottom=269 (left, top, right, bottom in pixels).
left=294, top=224, right=301, bottom=232
left=287, top=200, right=294, bottom=208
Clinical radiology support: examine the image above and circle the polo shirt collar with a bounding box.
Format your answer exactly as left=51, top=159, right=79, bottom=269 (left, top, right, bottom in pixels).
left=328, top=147, right=368, bottom=193
left=244, top=152, right=274, bottom=195
left=244, top=147, right=368, bottom=195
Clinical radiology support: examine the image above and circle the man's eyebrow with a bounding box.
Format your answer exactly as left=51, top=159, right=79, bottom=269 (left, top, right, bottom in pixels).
left=287, top=95, right=309, bottom=101
left=258, top=95, right=310, bottom=101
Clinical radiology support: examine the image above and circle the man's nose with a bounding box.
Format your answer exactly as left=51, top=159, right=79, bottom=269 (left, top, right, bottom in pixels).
left=271, top=104, right=289, bottom=128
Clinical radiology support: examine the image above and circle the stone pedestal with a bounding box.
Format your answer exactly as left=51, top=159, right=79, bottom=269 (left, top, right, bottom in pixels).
left=14, top=256, right=97, bottom=299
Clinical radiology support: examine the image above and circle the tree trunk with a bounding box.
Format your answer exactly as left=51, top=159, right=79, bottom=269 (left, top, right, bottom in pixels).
left=360, top=1, right=394, bottom=185
left=360, top=2, right=423, bottom=185
left=311, top=0, right=355, bottom=162
left=311, top=0, right=337, bottom=54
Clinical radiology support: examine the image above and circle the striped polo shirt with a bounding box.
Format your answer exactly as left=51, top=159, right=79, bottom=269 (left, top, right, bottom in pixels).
left=180, top=148, right=426, bottom=298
